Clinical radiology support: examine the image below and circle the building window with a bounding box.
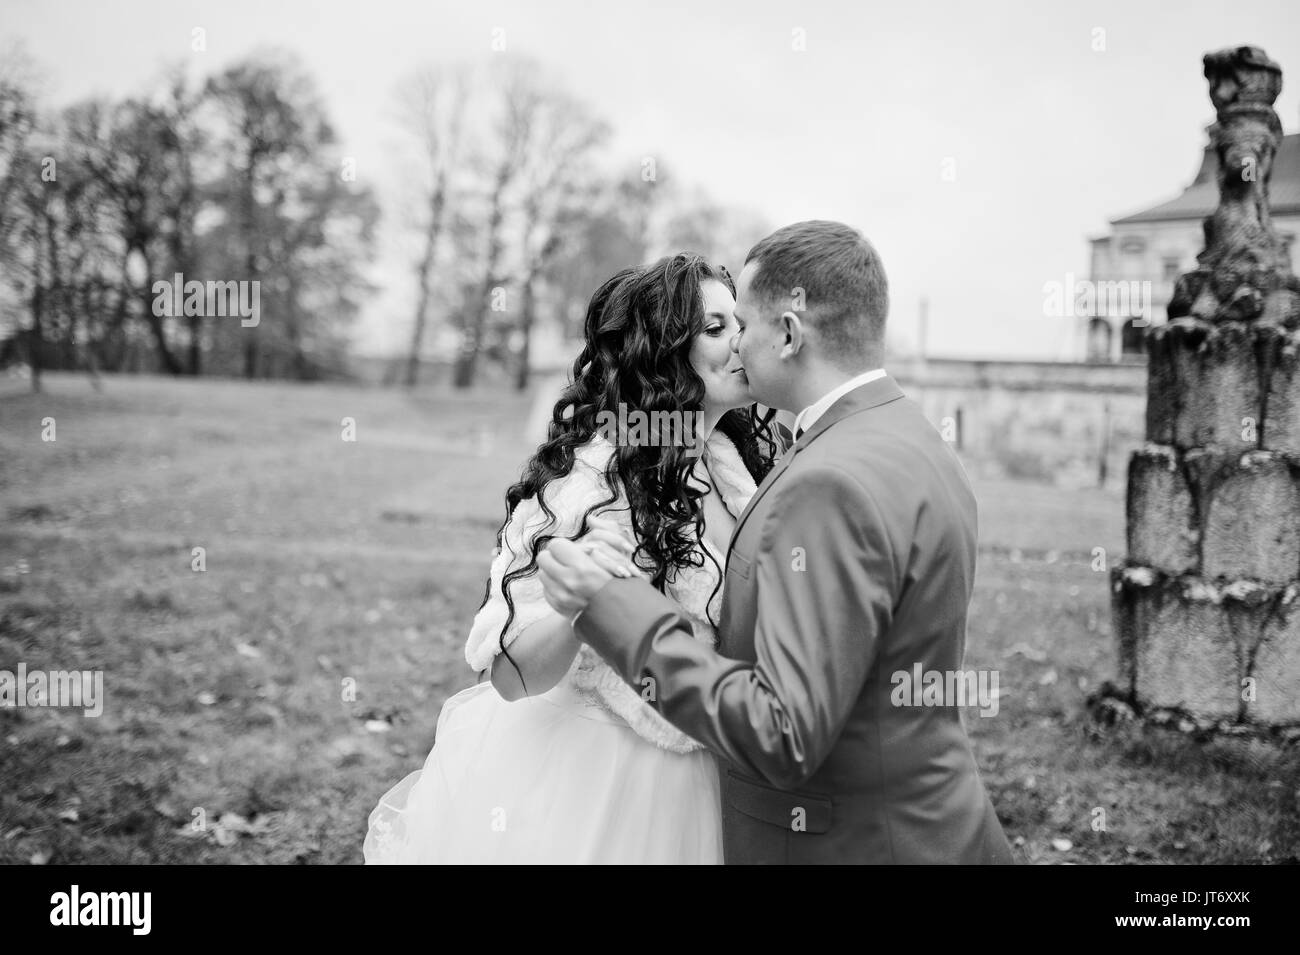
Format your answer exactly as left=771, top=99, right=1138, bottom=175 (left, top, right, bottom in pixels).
left=1162, top=256, right=1181, bottom=281
left=1119, top=236, right=1146, bottom=255
left=1121, top=319, right=1146, bottom=359
left=1087, top=318, right=1113, bottom=362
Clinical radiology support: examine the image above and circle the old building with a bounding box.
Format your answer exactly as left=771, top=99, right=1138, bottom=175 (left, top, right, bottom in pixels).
left=1083, top=131, right=1300, bottom=362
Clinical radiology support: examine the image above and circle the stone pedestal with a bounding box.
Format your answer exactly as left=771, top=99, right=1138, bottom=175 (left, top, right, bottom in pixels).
left=1112, top=46, right=1300, bottom=727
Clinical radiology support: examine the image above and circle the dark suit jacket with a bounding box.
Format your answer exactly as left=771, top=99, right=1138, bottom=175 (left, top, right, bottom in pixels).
left=574, top=374, right=1014, bottom=864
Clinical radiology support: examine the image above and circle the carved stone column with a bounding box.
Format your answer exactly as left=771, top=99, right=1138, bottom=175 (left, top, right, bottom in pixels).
left=1112, top=46, right=1300, bottom=729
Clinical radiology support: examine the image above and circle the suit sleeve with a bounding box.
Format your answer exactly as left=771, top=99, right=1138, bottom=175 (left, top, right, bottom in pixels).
left=574, top=464, right=898, bottom=788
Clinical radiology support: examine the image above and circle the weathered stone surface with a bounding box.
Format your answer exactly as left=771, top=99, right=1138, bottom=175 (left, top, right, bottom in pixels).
left=1261, top=287, right=1300, bottom=329
left=1126, top=445, right=1198, bottom=575
left=1249, top=587, right=1300, bottom=724
left=1116, top=47, right=1300, bottom=729
left=1112, top=565, right=1155, bottom=696
left=1135, top=575, right=1242, bottom=719
left=1145, top=320, right=1261, bottom=451
left=1200, top=451, right=1300, bottom=583
left=1112, top=570, right=1293, bottom=720
left=1167, top=48, right=1295, bottom=324
left=1145, top=326, right=1178, bottom=444
left=1262, top=324, right=1300, bottom=451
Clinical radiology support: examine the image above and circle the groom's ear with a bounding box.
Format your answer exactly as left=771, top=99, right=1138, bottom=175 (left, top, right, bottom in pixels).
left=778, top=311, right=805, bottom=359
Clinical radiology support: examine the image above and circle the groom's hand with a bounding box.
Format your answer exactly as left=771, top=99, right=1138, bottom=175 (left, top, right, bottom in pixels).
left=538, top=538, right=622, bottom=619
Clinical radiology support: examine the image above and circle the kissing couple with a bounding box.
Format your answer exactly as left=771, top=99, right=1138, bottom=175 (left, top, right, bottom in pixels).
left=365, top=220, right=1014, bottom=865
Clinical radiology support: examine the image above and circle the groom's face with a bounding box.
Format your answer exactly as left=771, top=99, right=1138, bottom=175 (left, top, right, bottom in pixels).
left=732, top=261, right=789, bottom=410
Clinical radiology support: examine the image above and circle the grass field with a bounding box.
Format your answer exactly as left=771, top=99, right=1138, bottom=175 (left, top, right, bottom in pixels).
left=1, top=372, right=1296, bottom=864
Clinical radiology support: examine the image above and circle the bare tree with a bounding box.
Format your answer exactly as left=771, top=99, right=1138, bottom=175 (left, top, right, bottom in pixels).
left=205, top=55, right=326, bottom=379
left=0, top=45, right=39, bottom=387
left=512, top=91, right=608, bottom=390
left=452, top=61, right=543, bottom=390
left=72, top=98, right=188, bottom=374
left=155, top=70, right=205, bottom=374
left=397, top=65, right=469, bottom=387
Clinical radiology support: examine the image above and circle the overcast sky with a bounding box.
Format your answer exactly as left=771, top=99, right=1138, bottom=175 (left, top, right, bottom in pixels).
left=5, top=0, right=1299, bottom=359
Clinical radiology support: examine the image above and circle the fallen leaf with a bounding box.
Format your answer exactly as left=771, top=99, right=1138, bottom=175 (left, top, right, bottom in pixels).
left=1052, top=838, right=1073, bottom=852
left=1003, top=642, right=1047, bottom=663
left=217, top=812, right=251, bottom=833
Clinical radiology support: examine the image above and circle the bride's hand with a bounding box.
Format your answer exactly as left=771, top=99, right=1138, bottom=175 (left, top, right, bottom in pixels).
left=578, top=520, right=639, bottom=578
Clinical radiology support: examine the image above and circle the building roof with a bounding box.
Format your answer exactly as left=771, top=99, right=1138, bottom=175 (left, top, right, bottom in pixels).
left=1112, top=132, right=1300, bottom=225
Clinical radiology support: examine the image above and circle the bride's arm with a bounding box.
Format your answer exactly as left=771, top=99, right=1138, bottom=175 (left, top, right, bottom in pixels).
left=491, top=524, right=638, bottom=700
left=489, top=614, right=580, bottom=702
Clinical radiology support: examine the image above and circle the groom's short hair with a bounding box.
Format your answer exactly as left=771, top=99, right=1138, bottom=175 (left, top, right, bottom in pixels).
left=744, top=220, right=888, bottom=364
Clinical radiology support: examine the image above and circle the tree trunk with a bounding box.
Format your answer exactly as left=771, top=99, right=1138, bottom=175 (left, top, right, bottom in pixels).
left=514, top=231, right=560, bottom=393
left=28, top=285, right=43, bottom=394
left=188, top=315, right=201, bottom=375
left=456, top=169, right=509, bottom=390
left=242, top=151, right=259, bottom=380
left=516, top=273, right=536, bottom=392
left=137, top=251, right=184, bottom=375
left=406, top=176, right=447, bottom=388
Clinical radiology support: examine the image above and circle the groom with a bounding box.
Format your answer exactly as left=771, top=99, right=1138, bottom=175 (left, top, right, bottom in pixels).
left=538, top=220, right=1014, bottom=864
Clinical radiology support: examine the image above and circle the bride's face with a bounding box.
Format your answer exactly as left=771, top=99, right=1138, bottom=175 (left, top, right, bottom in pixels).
left=690, top=279, right=752, bottom=414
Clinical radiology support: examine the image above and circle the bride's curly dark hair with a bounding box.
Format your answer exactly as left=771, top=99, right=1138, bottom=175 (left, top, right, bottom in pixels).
left=479, top=252, right=783, bottom=688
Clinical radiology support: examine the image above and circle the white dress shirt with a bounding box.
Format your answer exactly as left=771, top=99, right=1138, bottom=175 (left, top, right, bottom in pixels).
left=792, top=367, right=888, bottom=437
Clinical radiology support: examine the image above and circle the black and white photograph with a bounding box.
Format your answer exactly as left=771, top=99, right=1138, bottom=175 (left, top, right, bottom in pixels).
left=0, top=0, right=1298, bottom=898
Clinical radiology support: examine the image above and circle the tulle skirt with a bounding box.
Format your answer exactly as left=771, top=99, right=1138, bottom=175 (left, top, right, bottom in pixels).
left=363, top=679, right=723, bottom=864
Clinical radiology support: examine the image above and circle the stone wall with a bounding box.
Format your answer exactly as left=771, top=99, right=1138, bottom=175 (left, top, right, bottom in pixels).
left=891, top=356, right=1146, bottom=487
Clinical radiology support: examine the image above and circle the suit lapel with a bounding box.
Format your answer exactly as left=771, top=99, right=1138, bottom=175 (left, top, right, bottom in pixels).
left=725, top=374, right=906, bottom=555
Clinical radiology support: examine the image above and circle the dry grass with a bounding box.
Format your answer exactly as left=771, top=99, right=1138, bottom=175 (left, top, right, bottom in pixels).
left=0, top=372, right=1294, bottom=864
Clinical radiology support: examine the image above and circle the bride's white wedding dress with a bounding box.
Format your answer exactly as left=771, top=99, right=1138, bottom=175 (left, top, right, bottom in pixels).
left=363, top=428, right=757, bottom=864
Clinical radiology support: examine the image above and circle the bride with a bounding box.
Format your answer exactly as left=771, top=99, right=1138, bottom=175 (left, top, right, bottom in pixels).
left=364, top=252, right=785, bottom=864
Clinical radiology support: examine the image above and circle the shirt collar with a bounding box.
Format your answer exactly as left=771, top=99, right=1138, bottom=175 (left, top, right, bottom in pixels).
left=792, top=368, right=888, bottom=436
